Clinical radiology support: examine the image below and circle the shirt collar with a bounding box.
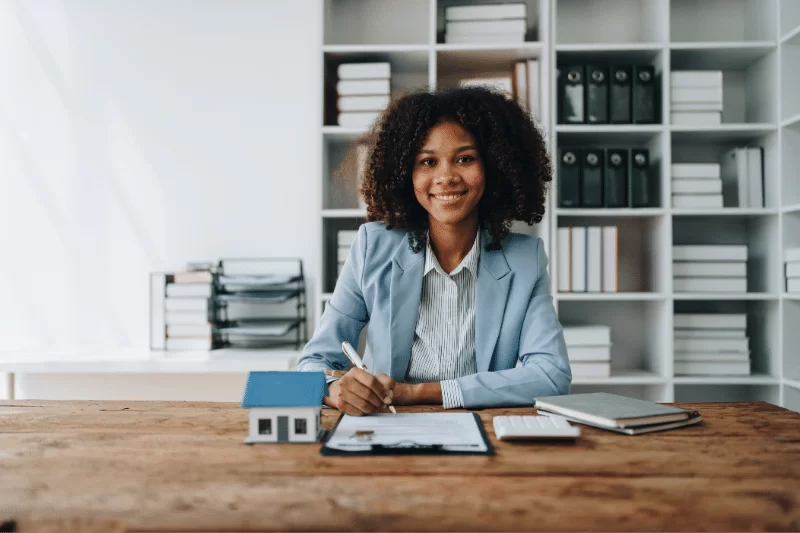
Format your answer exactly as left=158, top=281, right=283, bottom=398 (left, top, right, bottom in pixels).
left=424, top=230, right=481, bottom=278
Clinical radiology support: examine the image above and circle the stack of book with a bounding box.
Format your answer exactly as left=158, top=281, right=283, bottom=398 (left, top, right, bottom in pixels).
left=673, top=245, right=748, bottom=293
left=336, top=62, right=391, bottom=128
left=787, top=247, right=800, bottom=293
left=459, top=57, right=540, bottom=118
left=535, top=392, right=703, bottom=435
left=670, top=70, right=722, bottom=126
left=720, top=147, right=764, bottom=208
left=337, top=230, right=358, bottom=277
left=557, top=226, right=618, bottom=293
left=671, top=162, right=722, bottom=209
left=444, top=3, right=527, bottom=44
left=150, top=269, right=214, bottom=351
left=674, top=313, right=750, bottom=376
left=558, top=148, right=653, bottom=208
left=563, top=326, right=612, bottom=378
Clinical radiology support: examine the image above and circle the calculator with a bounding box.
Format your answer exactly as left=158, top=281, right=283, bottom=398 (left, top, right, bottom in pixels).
left=492, top=415, right=581, bottom=441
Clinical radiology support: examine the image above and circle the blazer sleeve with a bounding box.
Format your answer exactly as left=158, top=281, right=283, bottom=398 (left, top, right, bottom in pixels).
left=455, top=239, right=572, bottom=408
left=296, top=225, right=369, bottom=375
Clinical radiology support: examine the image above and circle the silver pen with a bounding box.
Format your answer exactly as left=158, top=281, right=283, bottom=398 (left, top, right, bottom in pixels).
left=341, top=341, right=397, bottom=414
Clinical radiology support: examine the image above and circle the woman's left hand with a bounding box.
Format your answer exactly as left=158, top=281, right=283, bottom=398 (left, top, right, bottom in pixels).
left=324, top=369, right=418, bottom=405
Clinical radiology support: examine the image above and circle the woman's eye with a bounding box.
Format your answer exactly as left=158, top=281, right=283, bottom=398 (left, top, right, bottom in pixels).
left=420, top=158, right=436, bottom=167
left=457, top=155, right=476, bottom=163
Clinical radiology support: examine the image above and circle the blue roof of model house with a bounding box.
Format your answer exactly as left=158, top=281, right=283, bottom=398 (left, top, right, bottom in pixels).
left=241, top=371, right=327, bottom=408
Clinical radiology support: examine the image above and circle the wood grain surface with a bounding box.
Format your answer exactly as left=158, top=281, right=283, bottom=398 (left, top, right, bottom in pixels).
left=1, top=401, right=798, bottom=532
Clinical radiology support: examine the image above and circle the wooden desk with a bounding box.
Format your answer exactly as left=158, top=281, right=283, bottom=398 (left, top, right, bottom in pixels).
left=1, top=401, right=799, bottom=532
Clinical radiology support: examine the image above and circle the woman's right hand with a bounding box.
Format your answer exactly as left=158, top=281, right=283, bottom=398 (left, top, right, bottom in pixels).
left=324, top=368, right=395, bottom=416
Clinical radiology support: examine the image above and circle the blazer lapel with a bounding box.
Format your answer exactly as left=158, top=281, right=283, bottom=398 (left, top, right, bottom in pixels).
left=388, top=235, right=424, bottom=381
left=475, top=230, right=512, bottom=373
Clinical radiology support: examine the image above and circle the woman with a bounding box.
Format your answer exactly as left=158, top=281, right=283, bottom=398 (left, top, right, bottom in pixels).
left=297, top=87, right=571, bottom=415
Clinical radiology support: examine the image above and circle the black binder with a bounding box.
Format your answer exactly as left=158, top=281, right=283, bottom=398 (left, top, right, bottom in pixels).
left=610, top=66, right=632, bottom=123
left=560, top=66, right=585, bottom=124
left=605, top=149, right=628, bottom=208
left=633, top=65, right=656, bottom=124
left=630, top=148, right=651, bottom=207
left=581, top=149, right=604, bottom=207
left=558, top=149, right=581, bottom=207
left=586, top=66, right=609, bottom=124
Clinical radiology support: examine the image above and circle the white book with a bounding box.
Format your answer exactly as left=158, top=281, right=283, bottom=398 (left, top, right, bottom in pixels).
left=720, top=147, right=749, bottom=208
left=337, top=111, right=381, bottom=127
left=570, top=227, right=587, bottom=292
left=602, top=226, right=618, bottom=293
left=786, top=262, right=800, bottom=277
left=674, top=313, right=747, bottom=329
left=748, top=147, right=764, bottom=208
left=670, top=70, right=723, bottom=87
left=165, top=297, right=211, bottom=312
left=786, top=248, right=800, bottom=262
left=172, top=270, right=213, bottom=284
left=567, top=345, right=611, bottom=362
left=336, top=79, right=390, bottom=96
left=513, top=61, right=527, bottom=111
left=337, top=62, right=391, bottom=80
left=674, top=360, right=750, bottom=376
left=671, top=163, right=721, bottom=179
left=672, top=194, right=723, bottom=208
left=671, top=101, right=724, bottom=112
left=445, top=3, right=527, bottom=21
left=674, top=337, right=749, bottom=352
left=672, top=245, right=748, bottom=262
left=150, top=273, right=166, bottom=350
left=166, top=283, right=212, bottom=298
left=338, top=230, right=359, bottom=247
left=444, top=32, right=526, bottom=44
left=789, top=278, right=800, bottom=293
left=459, top=76, right=513, bottom=96
left=586, top=227, right=602, bottom=293
left=674, top=329, right=746, bottom=339
left=563, top=325, right=611, bottom=346
left=675, top=351, right=750, bottom=361
left=671, top=87, right=723, bottom=103
left=165, top=310, right=210, bottom=326
left=167, top=324, right=213, bottom=338
left=673, top=277, right=747, bottom=293
left=673, top=261, right=747, bottom=277
left=165, top=337, right=213, bottom=351
left=570, top=361, right=611, bottom=378
left=446, top=19, right=527, bottom=35
left=557, top=227, right=571, bottom=292
left=671, top=179, right=722, bottom=194
left=670, top=112, right=722, bottom=126
left=337, top=95, right=391, bottom=112
left=526, top=59, right=540, bottom=118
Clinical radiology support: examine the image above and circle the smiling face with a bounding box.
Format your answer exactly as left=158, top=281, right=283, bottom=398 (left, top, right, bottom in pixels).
left=412, top=120, right=485, bottom=229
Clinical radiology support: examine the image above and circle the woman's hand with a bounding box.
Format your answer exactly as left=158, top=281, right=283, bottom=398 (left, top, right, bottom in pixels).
left=324, top=370, right=425, bottom=409
left=323, top=368, right=397, bottom=416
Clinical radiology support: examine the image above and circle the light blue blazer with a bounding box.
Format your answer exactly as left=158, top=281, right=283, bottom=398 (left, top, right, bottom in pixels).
left=297, top=222, right=571, bottom=408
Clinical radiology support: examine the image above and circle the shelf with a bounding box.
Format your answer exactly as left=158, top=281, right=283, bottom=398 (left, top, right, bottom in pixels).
left=785, top=378, right=800, bottom=390
left=781, top=112, right=800, bottom=129
left=556, top=43, right=663, bottom=52
left=557, top=124, right=662, bottom=134
left=322, top=44, right=430, bottom=53
left=784, top=293, right=800, bottom=301
left=555, top=43, right=664, bottom=64
left=556, top=124, right=663, bottom=144
left=780, top=24, right=800, bottom=45
left=670, top=41, right=776, bottom=69
left=670, top=124, right=777, bottom=142
left=557, top=292, right=666, bottom=301
left=572, top=370, right=667, bottom=385
left=673, top=374, right=780, bottom=385
left=783, top=204, right=800, bottom=214
left=435, top=42, right=543, bottom=54
left=673, top=293, right=779, bottom=301
left=322, top=126, right=368, bottom=141
left=557, top=208, right=665, bottom=217
left=671, top=208, right=779, bottom=217
left=321, top=293, right=334, bottom=301
left=322, top=208, right=367, bottom=218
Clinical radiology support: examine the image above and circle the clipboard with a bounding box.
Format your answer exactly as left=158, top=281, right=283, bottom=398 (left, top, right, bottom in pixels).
left=320, top=412, right=494, bottom=456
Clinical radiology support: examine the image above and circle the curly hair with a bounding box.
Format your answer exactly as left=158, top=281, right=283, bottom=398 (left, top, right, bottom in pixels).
left=342, top=86, right=552, bottom=253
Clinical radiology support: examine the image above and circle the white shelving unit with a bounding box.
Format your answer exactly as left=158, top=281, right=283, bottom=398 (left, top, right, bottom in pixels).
left=320, top=0, right=799, bottom=410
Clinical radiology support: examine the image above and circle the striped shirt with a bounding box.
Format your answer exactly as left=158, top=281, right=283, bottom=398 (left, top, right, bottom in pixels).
left=405, top=232, right=479, bottom=409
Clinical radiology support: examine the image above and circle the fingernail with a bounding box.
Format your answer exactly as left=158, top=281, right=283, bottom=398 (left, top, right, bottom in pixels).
left=384, top=396, right=392, bottom=404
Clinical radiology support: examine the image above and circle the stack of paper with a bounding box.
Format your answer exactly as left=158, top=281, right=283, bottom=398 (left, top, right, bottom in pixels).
left=786, top=248, right=800, bottom=293
left=671, top=162, right=722, bottom=209
left=673, top=245, right=748, bottom=293
left=444, top=3, right=527, bottom=44
left=557, top=226, right=618, bottom=293
left=160, top=269, right=214, bottom=351
left=674, top=313, right=750, bottom=376
left=562, top=326, right=611, bottom=378
left=670, top=70, right=722, bottom=126
left=336, top=62, right=391, bottom=128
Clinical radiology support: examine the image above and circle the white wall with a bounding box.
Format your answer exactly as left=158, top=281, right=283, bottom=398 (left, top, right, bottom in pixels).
left=0, top=0, right=322, bottom=352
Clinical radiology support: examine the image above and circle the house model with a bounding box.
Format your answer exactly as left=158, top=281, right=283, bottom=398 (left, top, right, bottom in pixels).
left=241, top=371, right=327, bottom=444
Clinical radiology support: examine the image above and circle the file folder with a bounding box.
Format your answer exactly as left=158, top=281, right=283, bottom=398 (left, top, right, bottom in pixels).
left=586, top=66, right=609, bottom=124
left=605, top=149, right=628, bottom=208
left=581, top=149, right=604, bottom=207
left=630, top=148, right=651, bottom=207
left=610, top=66, right=632, bottom=123
left=560, top=66, right=585, bottom=124
left=559, top=149, right=581, bottom=207
left=633, top=65, right=656, bottom=124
